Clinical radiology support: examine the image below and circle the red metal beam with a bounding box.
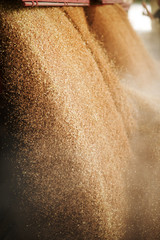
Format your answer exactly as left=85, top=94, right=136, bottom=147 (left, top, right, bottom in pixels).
left=22, top=0, right=90, bottom=6
left=22, top=0, right=122, bottom=7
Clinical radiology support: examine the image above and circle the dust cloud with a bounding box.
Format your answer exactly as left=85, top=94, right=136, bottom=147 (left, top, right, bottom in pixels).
left=87, top=6, right=160, bottom=239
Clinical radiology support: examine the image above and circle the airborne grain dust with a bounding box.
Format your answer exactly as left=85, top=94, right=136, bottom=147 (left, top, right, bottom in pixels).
left=86, top=6, right=160, bottom=239
left=0, top=2, right=160, bottom=240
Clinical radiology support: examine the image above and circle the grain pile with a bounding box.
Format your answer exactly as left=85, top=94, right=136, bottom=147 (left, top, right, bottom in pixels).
left=0, top=3, right=133, bottom=240
left=0, top=1, right=160, bottom=240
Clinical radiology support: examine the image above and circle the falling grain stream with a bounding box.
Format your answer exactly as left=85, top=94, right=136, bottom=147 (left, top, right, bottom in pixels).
left=0, top=1, right=160, bottom=239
